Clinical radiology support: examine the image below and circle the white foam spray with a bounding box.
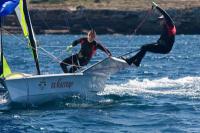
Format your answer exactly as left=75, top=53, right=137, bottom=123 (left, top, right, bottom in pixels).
left=100, top=76, right=200, bottom=98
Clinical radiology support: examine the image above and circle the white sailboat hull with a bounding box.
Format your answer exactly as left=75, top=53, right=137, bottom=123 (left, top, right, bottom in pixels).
left=5, top=73, right=107, bottom=104
left=4, top=57, right=132, bottom=105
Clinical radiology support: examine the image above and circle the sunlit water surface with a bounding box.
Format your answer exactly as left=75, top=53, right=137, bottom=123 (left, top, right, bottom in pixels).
left=0, top=35, right=200, bottom=132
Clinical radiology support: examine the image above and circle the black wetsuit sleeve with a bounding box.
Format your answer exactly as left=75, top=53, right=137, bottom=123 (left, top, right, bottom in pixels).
left=71, top=38, right=85, bottom=47
left=96, top=43, right=111, bottom=56
left=156, top=6, right=174, bottom=27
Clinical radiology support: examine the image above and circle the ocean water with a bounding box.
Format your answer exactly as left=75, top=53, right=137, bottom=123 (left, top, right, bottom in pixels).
left=0, top=35, right=200, bottom=132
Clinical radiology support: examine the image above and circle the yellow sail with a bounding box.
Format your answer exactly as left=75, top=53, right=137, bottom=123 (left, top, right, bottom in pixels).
left=0, top=55, right=12, bottom=78
left=15, top=0, right=29, bottom=38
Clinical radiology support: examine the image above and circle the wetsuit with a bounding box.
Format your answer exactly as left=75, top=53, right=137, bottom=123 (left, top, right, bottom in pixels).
left=60, top=37, right=111, bottom=73
left=126, top=6, right=176, bottom=66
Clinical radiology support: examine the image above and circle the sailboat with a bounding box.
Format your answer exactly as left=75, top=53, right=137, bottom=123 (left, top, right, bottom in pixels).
left=0, top=0, right=132, bottom=105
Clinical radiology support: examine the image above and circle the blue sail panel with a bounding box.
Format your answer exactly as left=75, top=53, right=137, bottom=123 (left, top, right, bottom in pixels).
left=0, top=0, right=19, bottom=16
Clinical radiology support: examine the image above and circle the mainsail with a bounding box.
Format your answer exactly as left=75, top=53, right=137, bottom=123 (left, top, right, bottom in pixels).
left=15, top=0, right=40, bottom=75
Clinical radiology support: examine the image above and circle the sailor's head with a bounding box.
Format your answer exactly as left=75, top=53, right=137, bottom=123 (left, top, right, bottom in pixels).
left=88, top=29, right=96, bottom=42
left=158, top=15, right=166, bottom=25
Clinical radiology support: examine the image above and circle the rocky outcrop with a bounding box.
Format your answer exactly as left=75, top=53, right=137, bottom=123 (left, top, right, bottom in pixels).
left=3, top=7, right=200, bottom=34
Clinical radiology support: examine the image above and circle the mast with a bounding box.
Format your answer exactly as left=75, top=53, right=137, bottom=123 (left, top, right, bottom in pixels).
left=22, top=0, right=40, bottom=75
left=0, top=17, right=3, bottom=76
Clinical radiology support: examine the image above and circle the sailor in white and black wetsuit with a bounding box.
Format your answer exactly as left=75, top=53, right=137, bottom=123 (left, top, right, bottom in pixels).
left=60, top=30, right=112, bottom=73
left=125, top=2, right=176, bottom=66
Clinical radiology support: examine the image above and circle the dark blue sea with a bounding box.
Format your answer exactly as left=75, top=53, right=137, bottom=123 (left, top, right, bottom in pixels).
left=1, top=35, right=200, bottom=132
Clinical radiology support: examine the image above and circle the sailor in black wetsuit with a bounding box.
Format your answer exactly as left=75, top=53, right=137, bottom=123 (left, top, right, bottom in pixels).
left=125, top=2, right=176, bottom=66
left=60, top=30, right=112, bottom=73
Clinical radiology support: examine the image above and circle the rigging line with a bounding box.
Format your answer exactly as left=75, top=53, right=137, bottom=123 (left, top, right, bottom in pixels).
left=36, top=46, right=62, bottom=63
left=56, top=48, right=71, bottom=60
left=38, top=46, right=83, bottom=68
left=32, top=10, right=72, bottom=60
left=3, top=27, right=80, bottom=68
left=134, top=7, right=153, bottom=34
left=117, top=48, right=140, bottom=58
left=2, top=28, right=27, bottom=44
left=55, top=9, right=87, bottom=64
left=120, top=7, right=153, bottom=57
left=2, top=29, right=80, bottom=69
left=34, top=7, right=74, bottom=59
left=127, top=7, right=153, bottom=43
left=59, top=8, right=95, bottom=61
left=95, top=8, right=153, bottom=58
left=0, top=29, right=70, bottom=67
left=39, top=46, right=82, bottom=68
left=40, top=46, right=135, bottom=48
left=3, top=29, right=71, bottom=66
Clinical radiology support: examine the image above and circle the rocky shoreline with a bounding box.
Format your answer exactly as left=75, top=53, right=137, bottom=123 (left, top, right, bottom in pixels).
left=3, top=7, right=200, bottom=35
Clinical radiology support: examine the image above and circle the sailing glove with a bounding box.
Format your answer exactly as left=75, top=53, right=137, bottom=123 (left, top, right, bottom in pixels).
left=66, top=45, right=73, bottom=53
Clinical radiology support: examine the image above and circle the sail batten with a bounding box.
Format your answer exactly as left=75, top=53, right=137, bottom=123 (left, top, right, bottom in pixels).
left=15, top=0, right=40, bottom=75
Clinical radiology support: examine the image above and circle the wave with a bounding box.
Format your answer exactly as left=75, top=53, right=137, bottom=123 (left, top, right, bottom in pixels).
left=100, top=76, right=200, bottom=98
